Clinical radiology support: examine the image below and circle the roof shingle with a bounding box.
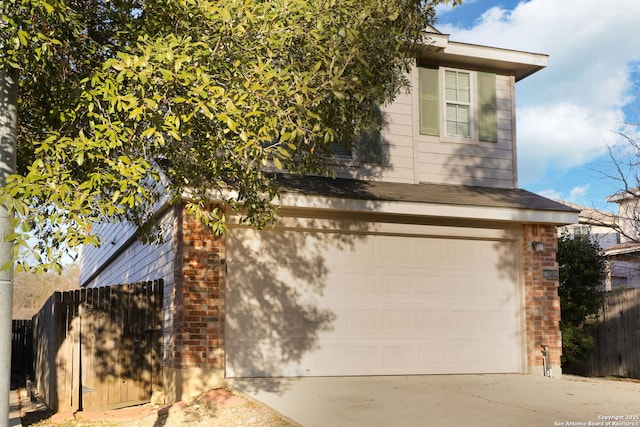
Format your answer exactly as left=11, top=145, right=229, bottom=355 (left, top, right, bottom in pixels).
left=275, top=175, right=577, bottom=213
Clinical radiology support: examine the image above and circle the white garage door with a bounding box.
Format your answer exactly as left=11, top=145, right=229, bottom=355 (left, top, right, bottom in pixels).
left=225, top=224, right=523, bottom=377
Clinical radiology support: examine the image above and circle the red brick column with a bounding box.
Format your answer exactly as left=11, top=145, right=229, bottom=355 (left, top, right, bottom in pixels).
left=523, top=224, right=562, bottom=376
left=167, top=202, right=226, bottom=401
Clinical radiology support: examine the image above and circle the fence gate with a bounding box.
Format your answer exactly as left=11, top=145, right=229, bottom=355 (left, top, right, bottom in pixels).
left=33, top=281, right=163, bottom=411
left=11, top=319, right=34, bottom=388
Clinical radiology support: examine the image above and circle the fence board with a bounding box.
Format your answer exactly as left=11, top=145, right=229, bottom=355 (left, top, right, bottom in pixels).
left=575, top=288, right=640, bottom=379
left=33, top=281, right=163, bottom=412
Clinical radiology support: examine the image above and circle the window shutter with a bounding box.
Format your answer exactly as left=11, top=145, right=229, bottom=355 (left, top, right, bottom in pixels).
left=360, top=128, right=382, bottom=164
left=419, top=66, right=439, bottom=136
left=478, top=72, right=497, bottom=142
left=359, top=104, right=383, bottom=164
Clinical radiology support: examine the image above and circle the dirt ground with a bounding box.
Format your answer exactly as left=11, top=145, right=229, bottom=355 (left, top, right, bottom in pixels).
left=19, top=388, right=296, bottom=427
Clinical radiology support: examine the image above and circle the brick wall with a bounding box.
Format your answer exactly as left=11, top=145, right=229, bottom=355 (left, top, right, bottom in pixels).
left=523, top=223, right=562, bottom=376
left=166, top=202, right=226, bottom=400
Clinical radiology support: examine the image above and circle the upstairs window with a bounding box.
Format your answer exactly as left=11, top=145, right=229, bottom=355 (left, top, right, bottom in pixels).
left=329, top=105, right=383, bottom=164
left=419, top=66, right=497, bottom=143
left=330, top=141, right=354, bottom=160
left=329, top=128, right=382, bottom=164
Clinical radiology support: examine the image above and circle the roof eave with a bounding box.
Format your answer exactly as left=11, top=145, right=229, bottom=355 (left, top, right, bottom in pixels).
left=275, top=193, right=578, bottom=226
left=418, top=36, right=548, bottom=81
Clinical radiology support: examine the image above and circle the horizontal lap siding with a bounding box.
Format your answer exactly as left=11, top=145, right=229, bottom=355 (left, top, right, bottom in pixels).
left=80, top=207, right=175, bottom=289
left=334, top=91, right=416, bottom=184
left=417, top=74, right=516, bottom=188
left=79, top=221, right=136, bottom=285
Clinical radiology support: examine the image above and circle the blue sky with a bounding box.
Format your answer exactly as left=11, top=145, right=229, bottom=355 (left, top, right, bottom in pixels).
left=434, top=0, right=640, bottom=211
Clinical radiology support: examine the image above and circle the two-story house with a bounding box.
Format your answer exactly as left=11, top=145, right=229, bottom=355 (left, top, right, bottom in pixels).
left=601, top=190, right=640, bottom=289
left=556, top=201, right=627, bottom=291
left=557, top=201, right=620, bottom=250
left=80, top=28, right=577, bottom=403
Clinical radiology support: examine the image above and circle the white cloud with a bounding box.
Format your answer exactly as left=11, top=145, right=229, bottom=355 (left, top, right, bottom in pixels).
left=569, top=185, right=589, bottom=202
left=536, top=184, right=590, bottom=206
left=537, top=188, right=562, bottom=200
left=517, top=103, right=624, bottom=181
left=437, top=0, right=640, bottom=186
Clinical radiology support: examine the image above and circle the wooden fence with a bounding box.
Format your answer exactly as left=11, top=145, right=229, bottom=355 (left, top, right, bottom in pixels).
left=571, top=288, right=640, bottom=379
left=11, top=319, right=34, bottom=388
left=33, top=281, right=163, bottom=412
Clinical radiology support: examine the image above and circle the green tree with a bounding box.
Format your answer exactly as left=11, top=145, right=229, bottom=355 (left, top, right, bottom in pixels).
left=0, top=0, right=460, bottom=272
left=557, top=233, right=606, bottom=366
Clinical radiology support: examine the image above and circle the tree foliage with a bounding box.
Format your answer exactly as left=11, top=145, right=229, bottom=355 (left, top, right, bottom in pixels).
left=557, top=233, right=606, bottom=366
left=0, top=0, right=460, bottom=271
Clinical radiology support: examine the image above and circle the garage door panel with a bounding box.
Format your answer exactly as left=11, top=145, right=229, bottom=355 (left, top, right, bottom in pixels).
left=341, top=273, right=381, bottom=299
left=226, top=228, right=523, bottom=377
left=417, top=310, right=449, bottom=336
left=451, top=310, right=484, bottom=333
left=378, top=236, right=417, bottom=263
left=382, top=310, right=413, bottom=330
left=381, top=274, right=414, bottom=297
left=417, top=345, right=450, bottom=370
left=416, top=239, right=449, bottom=266
left=413, top=276, right=447, bottom=296
left=382, top=345, right=414, bottom=366
left=452, top=344, right=483, bottom=370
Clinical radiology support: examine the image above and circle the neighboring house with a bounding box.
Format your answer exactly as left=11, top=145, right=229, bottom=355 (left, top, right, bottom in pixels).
left=80, top=28, right=578, bottom=403
left=603, top=190, right=640, bottom=290
left=557, top=199, right=640, bottom=291
left=556, top=201, right=621, bottom=291
left=557, top=201, right=620, bottom=249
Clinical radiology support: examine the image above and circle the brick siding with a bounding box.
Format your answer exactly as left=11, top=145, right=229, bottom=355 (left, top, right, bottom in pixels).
left=170, top=203, right=226, bottom=373
left=523, top=223, right=562, bottom=374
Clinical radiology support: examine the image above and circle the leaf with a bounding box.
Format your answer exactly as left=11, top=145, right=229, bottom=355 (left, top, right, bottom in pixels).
left=17, top=30, right=28, bottom=46
left=221, top=7, right=231, bottom=21
left=332, top=91, right=346, bottom=100
left=41, top=2, right=55, bottom=14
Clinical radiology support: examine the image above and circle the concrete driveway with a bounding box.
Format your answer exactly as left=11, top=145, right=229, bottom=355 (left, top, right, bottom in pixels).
left=229, top=375, right=640, bottom=427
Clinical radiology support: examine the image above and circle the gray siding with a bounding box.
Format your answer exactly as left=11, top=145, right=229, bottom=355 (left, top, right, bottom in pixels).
left=79, top=207, right=175, bottom=288
left=333, top=90, right=416, bottom=184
